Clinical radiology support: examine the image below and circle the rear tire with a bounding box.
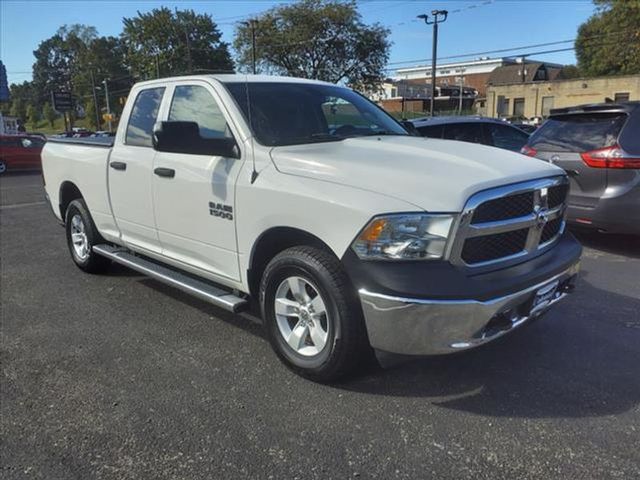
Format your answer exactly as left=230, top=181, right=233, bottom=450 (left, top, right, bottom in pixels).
left=65, top=199, right=111, bottom=274
left=0, top=160, right=7, bottom=174
left=260, top=246, right=370, bottom=382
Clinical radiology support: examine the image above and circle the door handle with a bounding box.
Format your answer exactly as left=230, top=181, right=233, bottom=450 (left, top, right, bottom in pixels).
left=154, top=167, right=175, bottom=178
left=109, top=161, right=127, bottom=171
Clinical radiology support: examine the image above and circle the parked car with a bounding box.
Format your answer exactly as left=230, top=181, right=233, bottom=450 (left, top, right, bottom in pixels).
left=521, top=101, right=640, bottom=235
left=0, top=134, right=46, bottom=173
left=410, top=116, right=530, bottom=152
left=42, top=75, right=581, bottom=381
left=513, top=123, right=538, bottom=134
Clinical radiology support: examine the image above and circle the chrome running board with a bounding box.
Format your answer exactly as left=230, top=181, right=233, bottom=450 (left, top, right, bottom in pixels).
left=93, top=244, right=248, bottom=313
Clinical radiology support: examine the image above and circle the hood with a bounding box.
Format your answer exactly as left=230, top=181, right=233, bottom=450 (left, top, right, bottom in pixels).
left=269, top=136, right=564, bottom=212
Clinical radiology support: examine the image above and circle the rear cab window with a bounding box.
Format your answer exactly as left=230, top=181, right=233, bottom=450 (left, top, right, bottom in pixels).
left=126, top=87, right=165, bottom=147
left=529, top=113, right=627, bottom=152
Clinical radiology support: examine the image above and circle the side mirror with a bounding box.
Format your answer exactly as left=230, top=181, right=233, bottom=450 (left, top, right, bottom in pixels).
left=401, top=120, right=420, bottom=136
left=152, top=121, right=240, bottom=158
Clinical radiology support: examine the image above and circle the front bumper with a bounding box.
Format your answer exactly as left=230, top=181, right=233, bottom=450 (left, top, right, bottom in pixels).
left=358, top=261, right=579, bottom=356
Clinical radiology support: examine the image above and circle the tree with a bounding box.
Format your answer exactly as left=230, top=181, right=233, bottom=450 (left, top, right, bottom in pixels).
left=84, top=100, right=101, bottom=130
left=10, top=97, right=27, bottom=121
left=121, top=7, right=234, bottom=79
left=233, top=0, right=390, bottom=90
left=576, top=0, right=640, bottom=77
left=557, top=65, right=583, bottom=79
left=32, top=25, right=98, bottom=106
left=43, top=102, right=57, bottom=127
left=26, top=104, right=40, bottom=129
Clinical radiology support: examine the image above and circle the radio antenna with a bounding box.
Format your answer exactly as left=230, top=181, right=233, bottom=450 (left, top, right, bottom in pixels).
left=245, top=74, right=258, bottom=184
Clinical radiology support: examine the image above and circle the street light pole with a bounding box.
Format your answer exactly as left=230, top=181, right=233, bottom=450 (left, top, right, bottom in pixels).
left=89, top=70, right=101, bottom=130
left=102, top=79, right=112, bottom=133
left=418, top=10, right=448, bottom=117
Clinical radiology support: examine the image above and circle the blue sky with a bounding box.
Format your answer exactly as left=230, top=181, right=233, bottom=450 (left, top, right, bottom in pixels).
left=1, top=0, right=597, bottom=86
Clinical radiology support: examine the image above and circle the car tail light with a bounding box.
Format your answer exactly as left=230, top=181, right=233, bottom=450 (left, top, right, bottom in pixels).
left=520, top=145, right=537, bottom=157
left=580, top=145, right=640, bottom=169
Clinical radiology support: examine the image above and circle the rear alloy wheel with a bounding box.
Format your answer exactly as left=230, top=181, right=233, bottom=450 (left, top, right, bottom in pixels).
left=65, top=199, right=111, bottom=273
left=260, top=246, right=371, bottom=382
left=0, top=160, right=6, bottom=174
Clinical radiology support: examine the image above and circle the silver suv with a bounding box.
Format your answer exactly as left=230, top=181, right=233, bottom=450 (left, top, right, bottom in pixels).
left=522, top=102, right=640, bottom=235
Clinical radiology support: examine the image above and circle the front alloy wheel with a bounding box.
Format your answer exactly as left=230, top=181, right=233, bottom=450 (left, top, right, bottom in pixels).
left=260, top=246, right=371, bottom=382
left=274, top=276, right=330, bottom=357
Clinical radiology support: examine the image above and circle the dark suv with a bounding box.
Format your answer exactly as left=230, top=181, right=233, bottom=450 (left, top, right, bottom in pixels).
left=410, top=116, right=530, bottom=152
left=522, top=102, right=640, bottom=235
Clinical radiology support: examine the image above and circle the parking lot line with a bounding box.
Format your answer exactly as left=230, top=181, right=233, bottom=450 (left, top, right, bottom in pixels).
left=0, top=201, right=46, bottom=210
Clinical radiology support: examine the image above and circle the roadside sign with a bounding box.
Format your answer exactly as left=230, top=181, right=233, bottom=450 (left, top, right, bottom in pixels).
left=51, top=91, right=73, bottom=112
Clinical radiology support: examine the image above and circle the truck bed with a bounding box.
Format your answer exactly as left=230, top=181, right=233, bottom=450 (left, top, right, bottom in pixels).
left=47, top=136, right=114, bottom=148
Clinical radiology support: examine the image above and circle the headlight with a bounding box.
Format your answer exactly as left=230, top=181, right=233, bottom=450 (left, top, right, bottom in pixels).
left=352, top=214, right=455, bottom=260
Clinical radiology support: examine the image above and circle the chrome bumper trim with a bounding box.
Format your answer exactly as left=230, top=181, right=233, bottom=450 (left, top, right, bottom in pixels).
left=359, top=261, right=579, bottom=355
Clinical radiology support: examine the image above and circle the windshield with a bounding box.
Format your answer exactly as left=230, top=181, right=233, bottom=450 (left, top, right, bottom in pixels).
left=529, top=113, right=627, bottom=152
left=225, top=82, right=408, bottom=146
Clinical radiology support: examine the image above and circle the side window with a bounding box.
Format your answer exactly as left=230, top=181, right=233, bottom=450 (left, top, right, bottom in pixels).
left=417, top=125, right=444, bottom=138
left=169, top=85, right=230, bottom=139
left=126, top=87, right=165, bottom=147
left=322, top=96, right=371, bottom=131
left=443, top=123, right=483, bottom=144
left=485, top=123, right=529, bottom=152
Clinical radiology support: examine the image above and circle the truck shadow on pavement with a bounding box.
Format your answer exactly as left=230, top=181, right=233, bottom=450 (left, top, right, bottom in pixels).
left=338, top=274, right=640, bottom=419
left=571, top=228, right=640, bottom=259
left=124, top=264, right=640, bottom=420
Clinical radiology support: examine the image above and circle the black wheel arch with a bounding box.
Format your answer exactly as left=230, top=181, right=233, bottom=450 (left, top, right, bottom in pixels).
left=247, top=227, right=337, bottom=298
left=59, top=181, right=84, bottom=220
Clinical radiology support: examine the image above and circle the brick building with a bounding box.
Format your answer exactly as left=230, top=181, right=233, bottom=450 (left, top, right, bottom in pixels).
left=485, top=74, right=640, bottom=119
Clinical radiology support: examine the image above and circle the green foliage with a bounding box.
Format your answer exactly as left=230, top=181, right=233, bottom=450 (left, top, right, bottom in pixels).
left=233, top=0, right=390, bottom=90
left=84, top=100, right=101, bottom=130
left=43, top=102, right=57, bottom=127
left=557, top=65, right=583, bottom=79
left=26, top=104, right=41, bottom=128
left=576, top=0, right=640, bottom=76
left=121, top=7, right=233, bottom=79
left=10, top=97, right=27, bottom=121
left=30, top=24, right=128, bottom=118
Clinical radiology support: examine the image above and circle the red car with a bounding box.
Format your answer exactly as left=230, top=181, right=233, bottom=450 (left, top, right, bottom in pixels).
left=0, top=134, right=46, bottom=173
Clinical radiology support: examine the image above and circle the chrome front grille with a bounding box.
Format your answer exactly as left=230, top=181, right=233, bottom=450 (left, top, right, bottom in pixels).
left=449, top=176, right=569, bottom=268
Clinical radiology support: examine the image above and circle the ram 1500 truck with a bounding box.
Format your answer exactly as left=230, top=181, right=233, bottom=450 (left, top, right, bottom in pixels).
left=42, top=75, right=582, bottom=381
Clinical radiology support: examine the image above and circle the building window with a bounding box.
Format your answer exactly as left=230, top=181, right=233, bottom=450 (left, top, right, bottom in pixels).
left=497, top=95, right=510, bottom=116
left=391, top=87, right=397, bottom=97
left=541, top=96, right=555, bottom=117
left=513, top=98, right=525, bottom=117
left=614, top=92, right=630, bottom=103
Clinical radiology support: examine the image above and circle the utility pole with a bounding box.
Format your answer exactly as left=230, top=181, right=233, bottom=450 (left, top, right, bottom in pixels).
left=242, top=19, right=258, bottom=74
left=89, top=70, right=101, bottom=130
left=418, top=10, right=448, bottom=117
left=102, top=79, right=112, bottom=133
left=458, top=76, right=464, bottom=115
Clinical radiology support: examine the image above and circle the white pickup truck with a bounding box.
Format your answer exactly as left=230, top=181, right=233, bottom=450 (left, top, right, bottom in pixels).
left=42, top=75, right=581, bottom=381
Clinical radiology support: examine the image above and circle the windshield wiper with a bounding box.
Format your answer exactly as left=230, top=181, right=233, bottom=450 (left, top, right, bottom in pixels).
left=344, top=130, right=408, bottom=138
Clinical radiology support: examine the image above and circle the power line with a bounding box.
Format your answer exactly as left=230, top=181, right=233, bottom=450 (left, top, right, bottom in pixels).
left=383, top=29, right=636, bottom=71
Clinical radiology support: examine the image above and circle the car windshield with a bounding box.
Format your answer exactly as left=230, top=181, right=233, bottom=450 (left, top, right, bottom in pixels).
left=224, top=81, right=408, bottom=146
left=529, top=113, right=627, bottom=152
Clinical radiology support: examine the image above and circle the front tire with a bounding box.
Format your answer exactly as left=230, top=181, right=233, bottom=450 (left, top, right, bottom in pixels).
left=65, top=199, right=111, bottom=273
left=260, top=246, right=370, bottom=382
left=0, top=160, right=7, bottom=174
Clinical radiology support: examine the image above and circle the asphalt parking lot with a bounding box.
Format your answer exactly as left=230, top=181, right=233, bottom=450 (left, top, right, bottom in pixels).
left=1, top=172, right=639, bottom=480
